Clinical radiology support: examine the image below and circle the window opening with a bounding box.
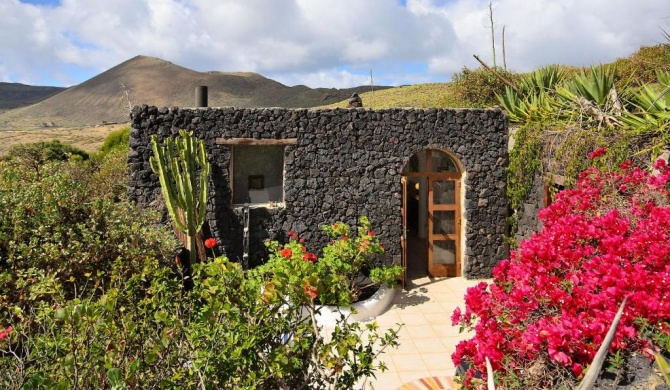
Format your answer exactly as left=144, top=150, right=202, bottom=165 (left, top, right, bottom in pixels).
left=231, top=145, right=284, bottom=205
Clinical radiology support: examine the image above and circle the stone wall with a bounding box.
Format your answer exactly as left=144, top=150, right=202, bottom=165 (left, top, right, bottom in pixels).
left=128, top=105, right=509, bottom=278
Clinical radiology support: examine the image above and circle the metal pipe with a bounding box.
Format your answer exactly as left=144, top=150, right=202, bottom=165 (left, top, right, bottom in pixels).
left=242, top=203, right=250, bottom=270
left=195, top=86, right=208, bottom=107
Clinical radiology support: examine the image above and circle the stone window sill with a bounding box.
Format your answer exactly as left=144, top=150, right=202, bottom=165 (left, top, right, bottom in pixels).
left=233, top=203, right=285, bottom=210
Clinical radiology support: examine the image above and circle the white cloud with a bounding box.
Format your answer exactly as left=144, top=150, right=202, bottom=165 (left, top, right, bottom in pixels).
left=1, top=0, right=668, bottom=88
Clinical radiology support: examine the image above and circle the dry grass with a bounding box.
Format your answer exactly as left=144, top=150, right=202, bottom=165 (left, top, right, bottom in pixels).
left=320, top=82, right=467, bottom=109
left=0, top=123, right=126, bottom=156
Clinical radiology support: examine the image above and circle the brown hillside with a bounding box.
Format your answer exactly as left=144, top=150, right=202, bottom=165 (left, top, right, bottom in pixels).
left=0, top=82, right=66, bottom=110
left=0, top=55, right=388, bottom=130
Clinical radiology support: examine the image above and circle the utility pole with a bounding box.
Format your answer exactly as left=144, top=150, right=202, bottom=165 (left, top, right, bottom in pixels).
left=489, top=2, right=497, bottom=68
left=370, top=68, right=375, bottom=109
left=502, top=25, right=507, bottom=71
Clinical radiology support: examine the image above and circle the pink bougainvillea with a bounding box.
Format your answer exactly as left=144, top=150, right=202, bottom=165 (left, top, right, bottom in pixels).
left=452, top=159, right=670, bottom=388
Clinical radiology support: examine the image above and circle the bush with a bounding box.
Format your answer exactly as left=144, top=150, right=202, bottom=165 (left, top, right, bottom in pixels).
left=0, top=158, right=177, bottom=320
left=452, top=154, right=670, bottom=389
left=613, top=44, right=670, bottom=87
left=451, top=66, right=521, bottom=107
left=0, top=253, right=399, bottom=389
left=3, top=140, right=89, bottom=178
left=99, top=126, right=130, bottom=154
left=0, top=155, right=400, bottom=388
left=256, top=216, right=403, bottom=306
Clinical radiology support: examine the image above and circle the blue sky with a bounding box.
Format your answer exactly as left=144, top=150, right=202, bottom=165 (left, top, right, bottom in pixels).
left=3, top=0, right=669, bottom=88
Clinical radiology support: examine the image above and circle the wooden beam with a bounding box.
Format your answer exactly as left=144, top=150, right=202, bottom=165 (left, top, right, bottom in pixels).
left=215, top=138, right=298, bottom=146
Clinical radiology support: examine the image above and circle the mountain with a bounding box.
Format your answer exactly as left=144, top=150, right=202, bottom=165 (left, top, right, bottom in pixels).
left=0, top=83, right=66, bottom=110
left=0, top=56, right=389, bottom=129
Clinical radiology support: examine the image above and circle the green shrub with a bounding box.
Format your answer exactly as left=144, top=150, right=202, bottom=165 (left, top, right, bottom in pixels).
left=613, top=44, right=670, bottom=87
left=256, top=217, right=403, bottom=306
left=3, top=140, right=89, bottom=178
left=0, top=255, right=399, bottom=389
left=451, top=66, right=521, bottom=107
left=99, top=126, right=130, bottom=154
left=0, top=159, right=177, bottom=319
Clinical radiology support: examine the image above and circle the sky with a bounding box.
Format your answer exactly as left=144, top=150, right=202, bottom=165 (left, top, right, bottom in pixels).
left=2, top=0, right=669, bottom=89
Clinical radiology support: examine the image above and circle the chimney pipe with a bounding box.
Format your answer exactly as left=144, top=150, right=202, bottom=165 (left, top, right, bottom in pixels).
left=195, top=86, right=208, bottom=107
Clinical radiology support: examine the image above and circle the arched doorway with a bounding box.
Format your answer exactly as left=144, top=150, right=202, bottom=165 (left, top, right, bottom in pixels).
left=401, top=149, right=463, bottom=281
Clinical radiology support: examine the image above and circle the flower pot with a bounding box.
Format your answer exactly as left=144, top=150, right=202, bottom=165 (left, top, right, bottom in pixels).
left=309, top=284, right=397, bottom=326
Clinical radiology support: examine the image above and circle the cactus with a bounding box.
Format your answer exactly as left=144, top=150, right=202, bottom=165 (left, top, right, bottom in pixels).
left=149, top=130, right=210, bottom=264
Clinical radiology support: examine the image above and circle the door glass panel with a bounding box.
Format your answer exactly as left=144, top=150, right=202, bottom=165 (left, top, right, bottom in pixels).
left=430, top=150, right=458, bottom=172
left=433, top=211, right=455, bottom=234
left=433, top=240, right=456, bottom=265
left=433, top=180, right=455, bottom=205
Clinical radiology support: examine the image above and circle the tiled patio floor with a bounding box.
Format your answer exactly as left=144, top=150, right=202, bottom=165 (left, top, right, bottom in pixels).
left=361, top=276, right=488, bottom=390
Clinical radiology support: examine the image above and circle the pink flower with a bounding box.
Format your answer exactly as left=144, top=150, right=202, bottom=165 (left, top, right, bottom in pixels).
left=588, top=147, right=607, bottom=159
left=0, top=327, right=12, bottom=341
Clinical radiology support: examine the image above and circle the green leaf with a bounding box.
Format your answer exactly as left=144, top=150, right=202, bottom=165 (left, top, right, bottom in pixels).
left=106, top=367, right=123, bottom=385
left=54, top=308, right=67, bottom=320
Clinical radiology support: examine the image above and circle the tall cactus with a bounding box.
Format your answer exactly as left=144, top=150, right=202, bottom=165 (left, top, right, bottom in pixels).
left=149, top=130, right=210, bottom=264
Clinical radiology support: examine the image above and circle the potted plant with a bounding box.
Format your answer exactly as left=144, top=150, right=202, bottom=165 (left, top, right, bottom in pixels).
left=253, top=216, right=403, bottom=324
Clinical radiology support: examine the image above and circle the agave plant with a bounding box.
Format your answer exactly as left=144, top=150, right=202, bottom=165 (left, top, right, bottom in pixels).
left=654, top=336, right=670, bottom=387
left=555, top=65, right=625, bottom=127
left=620, top=70, right=670, bottom=144
left=497, top=86, right=556, bottom=123
left=518, top=64, right=568, bottom=95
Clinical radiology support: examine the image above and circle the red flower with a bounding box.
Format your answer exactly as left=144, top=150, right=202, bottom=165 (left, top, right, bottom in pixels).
left=588, top=147, right=607, bottom=159
left=304, top=284, right=318, bottom=299
left=281, top=248, right=292, bottom=258
left=342, top=236, right=349, bottom=242
left=0, top=327, right=12, bottom=341
left=380, top=243, right=385, bottom=249
left=299, top=238, right=305, bottom=244
left=572, top=363, right=584, bottom=377
left=303, top=252, right=318, bottom=262
left=369, top=231, right=375, bottom=237
left=333, top=224, right=338, bottom=229
left=287, top=230, right=298, bottom=239
left=204, top=238, right=217, bottom=249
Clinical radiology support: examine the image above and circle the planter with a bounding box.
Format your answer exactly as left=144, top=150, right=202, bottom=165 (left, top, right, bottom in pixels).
left=309, top=284, right=398, bottom=326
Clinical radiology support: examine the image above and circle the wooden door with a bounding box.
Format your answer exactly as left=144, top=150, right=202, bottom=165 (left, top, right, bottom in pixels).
left=426, top=150, right=461, bottom=277
left=400, top=176, right=408, bottom=289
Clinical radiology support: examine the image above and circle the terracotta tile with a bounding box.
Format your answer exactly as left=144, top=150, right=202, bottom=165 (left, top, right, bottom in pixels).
left=391, top=353, right=429, bottom=372
left=398, top=370, right=432, bottom=384
left=413, top=337, right=449, bottom=354
left=398, top=312, right=429, bottom=326
left=432, top=324, right=464, bottom=338
left=424, top=313, right=452, bottom=326
left=366, top=372, right=402, bottom=390
left=429, top=292, right=465, bottom=304
left=417, top=302, right=447, bottom=314
left=393, top=339, right=419, bottom=355
left=429, top=368, right=457, bottom=377
left=404, top=324, right=438, bottom=339
left=372, top=311, right=403, bottom=327
left=421, top=352, right=455, bottom=370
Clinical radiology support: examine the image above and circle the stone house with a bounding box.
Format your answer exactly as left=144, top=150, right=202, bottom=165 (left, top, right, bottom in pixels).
left=128, top=105, right=509, bottom=279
